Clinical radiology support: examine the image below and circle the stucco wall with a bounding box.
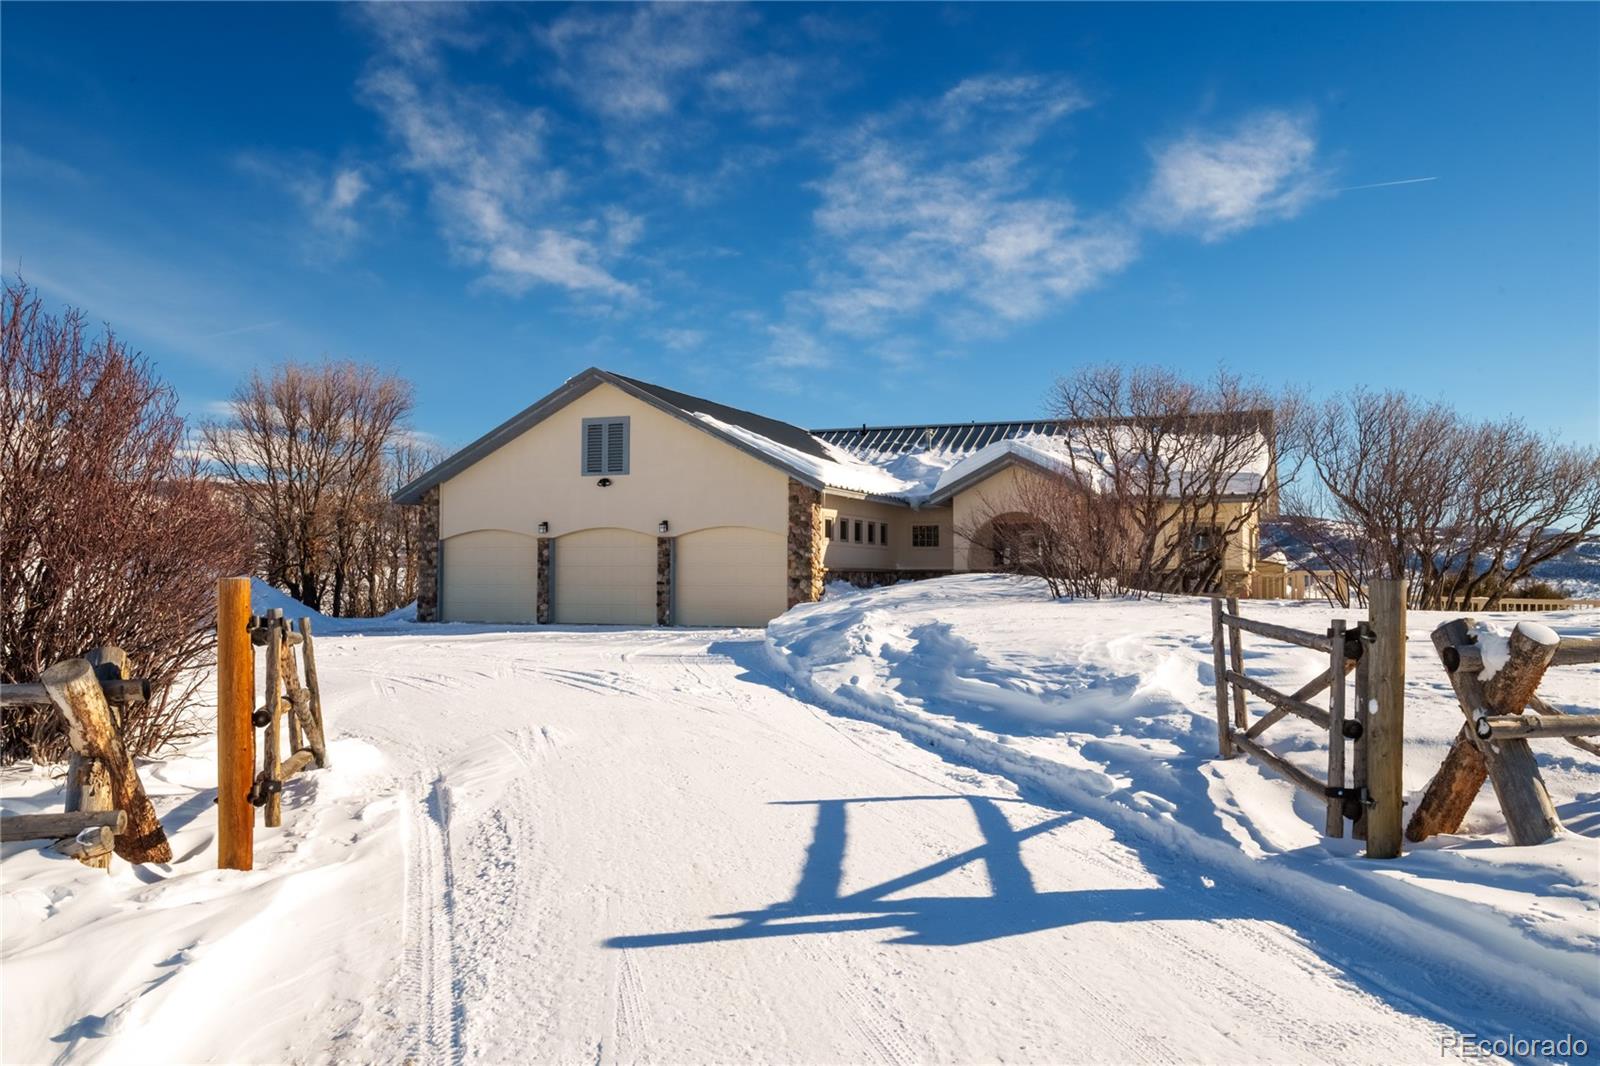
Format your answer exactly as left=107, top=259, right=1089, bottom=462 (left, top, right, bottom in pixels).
left=950, top=464, right=1264, bottom=575
left=439, top=381, right=790, bottom=546
left=821, top=493, right=953, bottom=573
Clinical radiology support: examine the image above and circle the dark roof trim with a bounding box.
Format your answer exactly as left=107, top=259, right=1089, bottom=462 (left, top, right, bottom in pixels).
left=393, top=368, right=822, bottom=504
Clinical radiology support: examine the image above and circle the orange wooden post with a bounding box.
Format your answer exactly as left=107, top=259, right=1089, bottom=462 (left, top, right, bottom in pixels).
left=217, top=577, right=255, bottom=870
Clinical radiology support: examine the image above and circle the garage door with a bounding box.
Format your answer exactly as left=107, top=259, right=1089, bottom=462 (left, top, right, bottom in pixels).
left=674, top=526, right=787, bottom=627
left=442, top=530, right=538, bottom=623
left=553, top=528, right=656, bottom=625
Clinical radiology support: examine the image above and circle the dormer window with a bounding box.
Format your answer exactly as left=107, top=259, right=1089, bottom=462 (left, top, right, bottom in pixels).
left=581, top=417, right=630, bottom=475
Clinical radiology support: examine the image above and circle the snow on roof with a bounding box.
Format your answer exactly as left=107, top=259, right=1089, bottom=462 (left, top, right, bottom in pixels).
left=692, top=413, right=936, bottom=498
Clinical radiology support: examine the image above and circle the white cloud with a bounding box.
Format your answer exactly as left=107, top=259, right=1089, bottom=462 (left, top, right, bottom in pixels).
left=538, top=4, right=748, bottom=121
left=357, top=10, right=636, bottom=300
left=802, top=75, right=1135, bottom=337
left=657, top=327, right=707, bottom=351
left=236, top=154, right=373, bottom=261
left=1141, top=111, right=1323, bottom=241
left=764, top=323, right=832, bottom=369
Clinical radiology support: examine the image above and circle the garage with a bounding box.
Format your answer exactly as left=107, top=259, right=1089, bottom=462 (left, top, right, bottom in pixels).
left=674, top=525, right=787, bottom=627
left=553, top=527, right=657, bottom=624
left=442, top=530, right=538, bottom=623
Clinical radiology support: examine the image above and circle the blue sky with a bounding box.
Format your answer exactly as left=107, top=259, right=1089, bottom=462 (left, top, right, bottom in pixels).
left=4, top=2, right=1596, bottom=449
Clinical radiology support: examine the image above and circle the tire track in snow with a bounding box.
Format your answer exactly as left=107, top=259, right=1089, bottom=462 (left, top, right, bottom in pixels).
left=402, top=772, right=462, bottom=1065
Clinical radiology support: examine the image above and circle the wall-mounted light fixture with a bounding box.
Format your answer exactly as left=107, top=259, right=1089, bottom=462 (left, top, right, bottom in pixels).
left=658, top=519, right=670, bottom=534
left=537, top=521, right=549, bottom=534
left=597, top=477, right=612, bottom=487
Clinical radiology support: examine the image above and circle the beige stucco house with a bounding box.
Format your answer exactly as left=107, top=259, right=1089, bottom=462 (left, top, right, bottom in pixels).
left=394, top=368, right=1273, bottom=626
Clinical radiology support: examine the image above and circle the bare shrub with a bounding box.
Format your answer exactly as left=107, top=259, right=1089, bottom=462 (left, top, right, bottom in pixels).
left=1, top=277, right=250, bottom=761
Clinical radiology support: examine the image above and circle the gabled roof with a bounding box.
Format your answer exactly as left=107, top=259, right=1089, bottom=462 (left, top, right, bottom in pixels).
left=393, top=367, right=835, bottom=504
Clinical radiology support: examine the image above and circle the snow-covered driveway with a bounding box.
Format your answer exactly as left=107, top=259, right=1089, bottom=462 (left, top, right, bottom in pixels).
left=5, top=593, right=1595, bottom=1064
left=348, top=628, right=1463, bottom=1065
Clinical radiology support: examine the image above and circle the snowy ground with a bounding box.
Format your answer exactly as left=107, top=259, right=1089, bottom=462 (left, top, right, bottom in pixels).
left=2, top=576, right=1597, bottom=1064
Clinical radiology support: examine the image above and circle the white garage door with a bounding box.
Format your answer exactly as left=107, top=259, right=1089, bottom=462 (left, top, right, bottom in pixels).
left=674, top=526, right=787, bottom=627
left=553, top=528, right=656, bottom=625
left=443, top=530, right=538, bottom=623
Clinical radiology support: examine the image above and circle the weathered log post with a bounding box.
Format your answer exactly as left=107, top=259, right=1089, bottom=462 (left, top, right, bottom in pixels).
left=1225, top=596, right=1247, bottom=730
left=1211, top=598, right=1232, bottom=757
left=263, top=622, right=284, bottom=828
left=279, top=632, right=304, bottom=754
left=217, top=577, right=255, bottom=870
left=1324, top=619, right=1348, bottom=838
left=1364, top=580, right=1406, bottom=859
left=1407, top=619, right=1561, bottom=845
left=40, top=659, right=171, bottom=863
left=297, top=617, right=329, bottom=768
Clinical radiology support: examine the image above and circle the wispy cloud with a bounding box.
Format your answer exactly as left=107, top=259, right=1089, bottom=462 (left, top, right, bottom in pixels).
left=1139, top=111, right=1324, bottom=241
left=800, top=75, right=1136, bottom=337
left=236, top=153, right=375, bottom=261
left=656, top=327, right=708, bottom=351
left=356, top=5, right=637, bottom=300
left=199, top=320, right=281, bottom=341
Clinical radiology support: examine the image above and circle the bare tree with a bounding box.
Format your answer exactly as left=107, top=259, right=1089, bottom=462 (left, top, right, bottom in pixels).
left=1045, top=366, right=1291, bottom=595
left=1, top=277, right=250, bottom=760
left=203, top=362, right=413, bottom=615
left=1282, top=390, right=1600, bottom=608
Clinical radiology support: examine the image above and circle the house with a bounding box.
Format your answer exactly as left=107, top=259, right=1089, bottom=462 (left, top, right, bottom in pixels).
left=394, top=367, right=1273, bottom=626
left=1250, top=550, right=1351, bottom=603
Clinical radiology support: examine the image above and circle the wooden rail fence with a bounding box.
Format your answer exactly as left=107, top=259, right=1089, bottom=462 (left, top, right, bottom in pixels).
left=1211, top=579, right=1408, bottom=858
left=216, top=577, right=329, bottom=871
left=1407, top=620, right=1600, bottom=846
left=0, top=646, right=170, bottom=871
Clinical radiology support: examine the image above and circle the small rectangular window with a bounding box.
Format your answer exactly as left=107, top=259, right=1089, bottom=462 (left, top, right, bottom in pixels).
left=867, top=523, right=876, bottom=545
left=853, top=520, right=863, bottom=543
left=879, top=523, right=889, bottom=545
left=912, top=524, right=940, bottom=548
left=824, top=519, right=834, bottom=540
left=581, top=417, right=630, bottom=475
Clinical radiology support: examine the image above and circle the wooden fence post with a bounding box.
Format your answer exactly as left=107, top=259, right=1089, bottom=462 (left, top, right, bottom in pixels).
left=297, top=617, right=329, bottom=768
left=40, top=659, right=171, bottom=864
left=1365, top=580, right=1406, bottom=859
left=1225, top=596, right=1247, bottom=730
left=1325, top=619, right=1347, bottom=838
left=1351, top=622, right=1372, bottom=840
left=1211, top=598, right=1233, bottom=757
left=217, top=577, right=255, bottom=870
left=264, top=622, right=284, bottom=828
left=1408, top=619, right=1561, bottom=845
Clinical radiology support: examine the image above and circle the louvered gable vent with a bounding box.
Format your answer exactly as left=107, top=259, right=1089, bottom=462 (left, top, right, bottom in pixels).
left=581, top=416, right=630, bottom=475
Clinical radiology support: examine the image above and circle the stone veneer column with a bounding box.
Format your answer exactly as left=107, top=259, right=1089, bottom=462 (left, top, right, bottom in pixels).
left=656, top=536, right=674, bottom=626
left=786, top=479, right=824, bottom=609
left=536, top=537, right=552, bottom=624
left=416, top=486, right=440, bottom=622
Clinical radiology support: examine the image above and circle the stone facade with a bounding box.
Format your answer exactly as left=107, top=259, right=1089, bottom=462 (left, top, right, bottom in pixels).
left=536, top=537, right=552, bottom=624
left=786, top=479, right=825, bottom=609
left=416, top=486, right=440, bottom=622
left=656, top=536, right=674, bottom=626
left=825, top=568, right=951, bottom=590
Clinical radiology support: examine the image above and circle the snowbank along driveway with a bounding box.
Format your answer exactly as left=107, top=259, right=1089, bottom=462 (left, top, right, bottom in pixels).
left=2, top=575, right=1597, bottom=1064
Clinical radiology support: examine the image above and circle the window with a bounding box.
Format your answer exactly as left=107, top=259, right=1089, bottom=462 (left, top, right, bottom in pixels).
left=879, top=522, right=889, bottom=545
left=912, top=524, right=940, bottom=548
left=867, top=522, right=875, bottom=545
left=581, top=417, right=629, bottom=475
left=824, top=518, right=834, bottom=540
left=1191, top=528, right=1217, bottom=553
left=853, top=519, right=863, bottom=543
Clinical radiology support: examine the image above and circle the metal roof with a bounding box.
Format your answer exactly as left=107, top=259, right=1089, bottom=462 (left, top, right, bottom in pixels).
left=812, top=421, right=1061, bottom=460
